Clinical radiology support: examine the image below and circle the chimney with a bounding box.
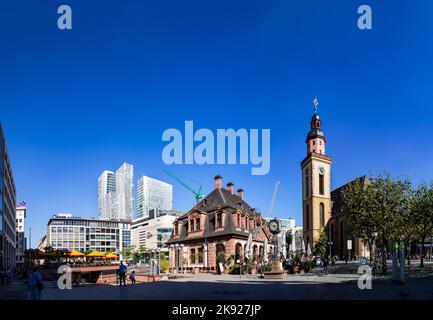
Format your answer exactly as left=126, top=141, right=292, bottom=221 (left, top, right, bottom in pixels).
left=237, top=188, right=244, bottom=201
left=227, top=182, right=234, bottom=195
left=214, top=175, right=222, bottom=189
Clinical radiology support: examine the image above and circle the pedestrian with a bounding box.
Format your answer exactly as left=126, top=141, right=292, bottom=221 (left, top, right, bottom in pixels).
left=118, top=261, right=127, bottom=287
left=28, top=265, right=44, bottom=300
left=323, top=257, right=328, bottom=271
left=129, top=270, right=136, bottom=284
left=5, top=268, right=11, bottom=285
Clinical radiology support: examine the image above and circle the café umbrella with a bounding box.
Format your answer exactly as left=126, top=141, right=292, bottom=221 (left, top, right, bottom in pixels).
left=245, top=233, right=253, bottom=260
left=86, top=250, right=105, bottom=258
left=263, top=238, right=269, bottom=263
left=104, top=252, right=119, bottom=259
left=69, top=250, right=85, bottom=257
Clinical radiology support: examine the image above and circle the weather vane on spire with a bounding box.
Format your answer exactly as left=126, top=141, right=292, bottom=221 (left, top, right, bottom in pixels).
left=313, top=96, right=319, bottom=114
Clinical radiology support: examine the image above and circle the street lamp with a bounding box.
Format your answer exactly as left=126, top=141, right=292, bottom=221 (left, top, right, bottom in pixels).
left=372, top=232, right=378, bottom=275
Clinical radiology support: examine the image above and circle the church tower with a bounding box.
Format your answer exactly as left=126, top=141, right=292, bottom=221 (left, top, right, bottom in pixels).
left=301, top=98, right=332, bottom=251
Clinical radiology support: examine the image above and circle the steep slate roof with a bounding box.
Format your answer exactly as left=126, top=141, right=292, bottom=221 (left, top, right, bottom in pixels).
left=166, top=187, right=266, bottom=244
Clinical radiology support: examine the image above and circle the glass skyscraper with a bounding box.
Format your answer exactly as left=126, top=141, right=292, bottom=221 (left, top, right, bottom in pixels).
left=97, top=163, right=133, bottom=221
left=136, top=175, right=173, bottom=219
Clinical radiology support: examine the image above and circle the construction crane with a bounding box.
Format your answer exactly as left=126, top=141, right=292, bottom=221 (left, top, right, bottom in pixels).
left=267, top=181, right=280, bottom=219
left=162, top=169, right=204, bottom=202
left=252, top=181, right=280, bottom=236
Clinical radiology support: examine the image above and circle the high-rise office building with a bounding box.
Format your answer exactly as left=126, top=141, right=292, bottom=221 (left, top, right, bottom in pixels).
left=15, top=206, right=27, bottom=267
left=0, top=123, right=16, bottom=269
left=98, top=171, right=117, bottom=220
left=136, top=175, right=173, bottom=219
left=97, top=163, right=133, bottom=221
left=116, top=163, right=134, bottom=221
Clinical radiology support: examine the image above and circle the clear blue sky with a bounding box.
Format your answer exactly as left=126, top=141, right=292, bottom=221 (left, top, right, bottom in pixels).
left=1, top=0, right=433, bottom=247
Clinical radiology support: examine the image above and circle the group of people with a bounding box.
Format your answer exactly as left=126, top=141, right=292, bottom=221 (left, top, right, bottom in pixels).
left=0, top=268, right=12, bottom=285
left=117, top=261, right=136, bottom=286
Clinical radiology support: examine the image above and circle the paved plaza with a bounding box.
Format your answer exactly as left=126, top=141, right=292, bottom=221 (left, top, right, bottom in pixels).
left=1, top=262, right=433, bottom=300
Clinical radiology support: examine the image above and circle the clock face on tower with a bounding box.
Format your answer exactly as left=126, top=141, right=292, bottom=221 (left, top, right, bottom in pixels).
left=269, top=219, right=280, bottom=234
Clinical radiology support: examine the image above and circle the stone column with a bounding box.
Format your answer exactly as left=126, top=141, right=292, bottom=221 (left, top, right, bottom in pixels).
left=203, top=243, right=208, bottom=268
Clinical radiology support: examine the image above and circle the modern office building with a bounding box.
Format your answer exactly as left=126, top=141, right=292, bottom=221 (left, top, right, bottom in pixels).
left=0, top=123, right=17, bottom=270
left=115, top=163, right=134, bottom=221
left=136, top=175, right=173, bottom=219
left=97, top=163, right=133, bottom=221
left=15, top=206, right=27, bottom=267
left=46, top=214, right=131, bottom=256
left=98, top=170, right=117, bottom=220
left=131, top=209, right=182, bottom=251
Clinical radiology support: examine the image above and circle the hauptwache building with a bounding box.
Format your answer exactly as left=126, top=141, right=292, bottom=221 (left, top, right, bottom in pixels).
left=166, top=176, right=273, bottom=271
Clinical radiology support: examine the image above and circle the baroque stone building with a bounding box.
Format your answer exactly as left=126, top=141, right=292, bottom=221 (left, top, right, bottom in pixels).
left=166, top=176, right=273, bottom=271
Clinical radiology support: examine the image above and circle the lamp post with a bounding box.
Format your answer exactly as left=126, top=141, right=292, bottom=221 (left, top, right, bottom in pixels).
left=400, top=236, right=405, bottom=284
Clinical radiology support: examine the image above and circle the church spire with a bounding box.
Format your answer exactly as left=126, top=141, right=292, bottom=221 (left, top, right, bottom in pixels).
left=306, top=97, right=326, bottom=155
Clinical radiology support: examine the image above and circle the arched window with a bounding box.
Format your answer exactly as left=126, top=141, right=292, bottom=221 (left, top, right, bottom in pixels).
left=319, top=173, right=324, bottom=195
left=305, top=175, right=309, bottom=198
left=305, top=204, right=310, bottom=230
left=320, top=203, right=325, bottom=227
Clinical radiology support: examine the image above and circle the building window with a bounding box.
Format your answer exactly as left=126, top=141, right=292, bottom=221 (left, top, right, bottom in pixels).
left=195, top=218, right=200, bottom=231
left=305, top=205, right=310, bottom=230
left=237, top=214, right=240, bottom=227
left=320, top=203, right=325, bottom=227
left=216, top=213, right=222, bottom=229
left=319, top=174, right=324, bottom=195
left=198, top=248, right=203, bottom=263
left=190, top=248, right=196, bottom=264
left=305, top=175, right=309, bottom=198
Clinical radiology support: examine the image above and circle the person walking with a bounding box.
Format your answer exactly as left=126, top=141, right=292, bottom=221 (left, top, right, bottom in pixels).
left=118, top=261, right=127, bottom=287
left=129, top=270, right=136, bottom=284
left=28, top=265, right=44, bottom=300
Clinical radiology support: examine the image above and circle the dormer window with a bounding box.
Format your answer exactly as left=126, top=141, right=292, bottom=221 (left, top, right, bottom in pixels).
left=195, top=217, right=200, bottom=231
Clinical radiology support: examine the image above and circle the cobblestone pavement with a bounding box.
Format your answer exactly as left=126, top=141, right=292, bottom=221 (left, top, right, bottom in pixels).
left=3, top=262, right=433, bottom=300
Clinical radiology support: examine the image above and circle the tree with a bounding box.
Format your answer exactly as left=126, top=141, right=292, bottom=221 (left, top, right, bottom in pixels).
left=340, top=173, right=412, bottom=273
left=120, top=245, right=135, bottom=260
left=313, top=227, right=328, bottom=257
left=409, top=182, right=433, bottom=267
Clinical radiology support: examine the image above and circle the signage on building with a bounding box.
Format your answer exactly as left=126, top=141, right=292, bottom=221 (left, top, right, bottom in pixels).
left=347, top=240, right=352, bottom=250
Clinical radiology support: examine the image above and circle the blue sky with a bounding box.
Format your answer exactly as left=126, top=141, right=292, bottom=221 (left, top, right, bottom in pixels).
left=1, top=0, right=433, bottom=247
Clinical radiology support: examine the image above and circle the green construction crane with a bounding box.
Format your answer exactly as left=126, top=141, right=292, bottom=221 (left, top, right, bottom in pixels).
left=162, top=169, right=204, bottom=202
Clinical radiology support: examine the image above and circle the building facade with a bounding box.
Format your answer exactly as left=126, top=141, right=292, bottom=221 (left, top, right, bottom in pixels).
left=0, top=123, right=16, bottom=270
left=46, top=214, right=131, bottom=256
left=98, top=170, right=117, bottom=220
left=166, top=176, right=273, bottom=271
left=15, top=206, right=27, bottom=266
left=115, top=163, right=134, bottom=221
left=136, top=175, right=173, bottom=219
left=131, top=210, right=182, bottom=251
left=329, top=178, right=369, bottom=259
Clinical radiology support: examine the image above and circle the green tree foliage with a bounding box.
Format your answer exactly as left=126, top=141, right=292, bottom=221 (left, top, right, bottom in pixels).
left=313, top=227, right=328, bottom=257
left=340, top=172, right=412, bottom=273
left=409, top=182, right=433, bottom=267
left=120, top=245, right=135, bottom=260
